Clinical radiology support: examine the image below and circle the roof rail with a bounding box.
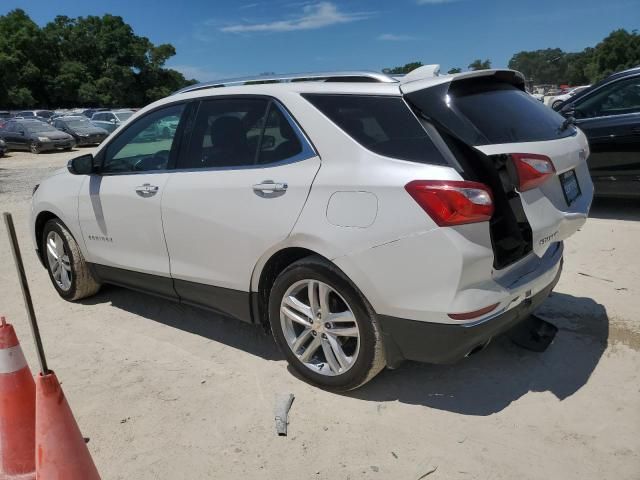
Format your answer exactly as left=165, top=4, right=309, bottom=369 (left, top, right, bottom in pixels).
left=173, top=71, right=398, bottom=95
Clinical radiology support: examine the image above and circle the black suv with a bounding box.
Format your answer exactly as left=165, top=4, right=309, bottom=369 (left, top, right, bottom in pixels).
left=555, top=67, right=640, bottom=198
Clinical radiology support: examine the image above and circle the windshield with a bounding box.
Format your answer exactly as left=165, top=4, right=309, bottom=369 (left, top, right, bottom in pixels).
left=114, top=112, right=133, bottom=121
left=64, top=118, right=92, bottom=128
left=26, top=123, right=57, bottom=133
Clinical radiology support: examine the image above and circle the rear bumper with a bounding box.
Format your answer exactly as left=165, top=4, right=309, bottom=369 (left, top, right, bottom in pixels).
left=377, top=259, right=562, bottom=368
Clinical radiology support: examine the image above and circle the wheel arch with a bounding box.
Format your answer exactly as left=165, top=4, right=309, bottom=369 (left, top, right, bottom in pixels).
left=34, top=211, right=80, bottom=267
left=253, top=247, right=320, bottom=326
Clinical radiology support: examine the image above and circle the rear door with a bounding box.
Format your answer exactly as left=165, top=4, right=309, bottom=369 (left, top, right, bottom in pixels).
left=161, top=96, right=320, bottom=320
left=403, top=71, right=593, bottom=262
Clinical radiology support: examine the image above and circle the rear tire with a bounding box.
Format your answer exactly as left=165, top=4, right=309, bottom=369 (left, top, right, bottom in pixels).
left=269, top=255, right=386, bottom=391
left=42, top=218, right=101, bottom=301
left=552, top=100, right=563, bottom=110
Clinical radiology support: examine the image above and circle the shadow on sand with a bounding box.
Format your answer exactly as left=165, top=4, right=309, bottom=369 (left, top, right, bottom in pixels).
left=83, top=286, right=608, bottom=416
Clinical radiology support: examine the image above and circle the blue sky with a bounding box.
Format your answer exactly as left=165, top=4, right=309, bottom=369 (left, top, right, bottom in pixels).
left=3, top=0, right=639, bottom=81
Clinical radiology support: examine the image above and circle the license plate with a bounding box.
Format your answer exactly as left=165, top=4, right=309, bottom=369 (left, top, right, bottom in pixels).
left=559, top=169, right=581, bottom=206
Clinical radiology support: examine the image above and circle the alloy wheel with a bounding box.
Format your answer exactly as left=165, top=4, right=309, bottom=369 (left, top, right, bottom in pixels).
left=45, top=231, right=72, bottom=291
left=280, top=279, right=360, bottom=376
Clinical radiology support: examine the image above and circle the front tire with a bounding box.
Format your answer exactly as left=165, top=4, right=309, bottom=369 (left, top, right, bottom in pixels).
left=269, top=256, right=386, bottom=391
left=30, top=142, right=40, bottom=154
left=42, top=219, right=101, bottom=301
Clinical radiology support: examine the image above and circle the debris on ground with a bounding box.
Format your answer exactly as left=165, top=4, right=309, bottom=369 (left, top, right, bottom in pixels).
left=274, top=393, right=295, bottom=436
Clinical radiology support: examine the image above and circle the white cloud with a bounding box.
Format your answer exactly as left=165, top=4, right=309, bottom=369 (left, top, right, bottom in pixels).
left=378, top=33, right=415, bottom=41
left=221, top=2, right=373, bottom=33
left=416, top=0, right=458, bottom=4
left=170, top=65, right=227, bottom=82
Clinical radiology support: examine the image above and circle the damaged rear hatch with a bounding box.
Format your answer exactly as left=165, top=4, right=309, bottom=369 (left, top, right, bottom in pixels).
left=402, top=69, right=593, bottom=269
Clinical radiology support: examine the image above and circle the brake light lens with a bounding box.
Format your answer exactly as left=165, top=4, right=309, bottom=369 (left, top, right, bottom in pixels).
left=511, top=153, right=555, bottom=191
left=405, top=180, right=494, bottom=226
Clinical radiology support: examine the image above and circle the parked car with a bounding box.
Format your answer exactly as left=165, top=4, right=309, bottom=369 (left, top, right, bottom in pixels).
left=545, top=85, right=590, bottom=109
left=31, top=69, right=592, bottom=390
left=0, top=119, right=75, bottom=153
left=53, top=116, right=109, bottom=146
left=90, top=110, right=134, bottom=133
left=0, top=138, right=7, bottom=157
left=0, top=111, right=12, bottom=129
left=556, top=67, right=640, bottom=198
left=81, top=108, right=109, bottom=119
left=16, top=110, right=55, bottom=123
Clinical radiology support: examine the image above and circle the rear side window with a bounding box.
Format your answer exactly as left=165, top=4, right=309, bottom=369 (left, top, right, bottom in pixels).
left=302, top=94, right=447, bottom=165
left=449, top=81, right=575, bottom=145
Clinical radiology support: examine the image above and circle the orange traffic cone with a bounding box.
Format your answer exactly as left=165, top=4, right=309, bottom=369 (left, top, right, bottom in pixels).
left=0, top=316, right=36, bottom=479
left=35, top=371, right=101, bottom=479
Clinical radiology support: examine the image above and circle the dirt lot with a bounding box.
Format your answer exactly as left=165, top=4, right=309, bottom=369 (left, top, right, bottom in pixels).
left=1, top=148, right=639, bottom=479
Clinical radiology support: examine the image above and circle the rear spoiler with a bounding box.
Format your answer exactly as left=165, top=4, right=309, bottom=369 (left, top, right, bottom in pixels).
left=400, top=69, right=526, bottom=94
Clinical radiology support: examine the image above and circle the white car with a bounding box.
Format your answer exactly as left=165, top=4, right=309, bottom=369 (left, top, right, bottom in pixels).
left=545, top=85, right=591, bottom=109
left=31, top=69, right=593, bottom=390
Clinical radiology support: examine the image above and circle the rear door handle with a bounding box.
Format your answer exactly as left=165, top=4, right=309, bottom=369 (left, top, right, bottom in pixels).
left=252, top=180, right=288, bottom=197
left=632, top=127, right=640, bottom=135
left=135, top=183, right=159, bottom=197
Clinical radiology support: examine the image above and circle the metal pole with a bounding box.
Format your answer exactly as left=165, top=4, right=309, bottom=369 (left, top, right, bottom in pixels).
left=3, top=212, right=49, bottom=375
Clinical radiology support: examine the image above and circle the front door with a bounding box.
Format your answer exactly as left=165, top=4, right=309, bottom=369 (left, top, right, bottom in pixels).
left=77, top=103, right=187, bottom=297
left=161, top=97, right=320, bottom=320
left=571, top=74, right=640, bottom=196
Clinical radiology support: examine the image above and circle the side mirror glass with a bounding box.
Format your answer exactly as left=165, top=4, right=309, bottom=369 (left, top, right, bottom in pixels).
left=110, top=118, right=116, bottom=124
left=67, top=154, right=95, bottom=175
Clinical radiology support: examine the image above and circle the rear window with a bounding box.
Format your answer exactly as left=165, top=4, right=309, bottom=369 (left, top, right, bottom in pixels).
left=449, top=81, right=575, bottom=145
left=302, top=94, right=446, bottom=165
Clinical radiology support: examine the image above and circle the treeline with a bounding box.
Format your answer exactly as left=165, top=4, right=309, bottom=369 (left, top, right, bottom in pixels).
left=384, top=29, right=639, bottom=85
left=0, top=9, right=196, bottom=109
left=509, top=29, right=640, bottom=85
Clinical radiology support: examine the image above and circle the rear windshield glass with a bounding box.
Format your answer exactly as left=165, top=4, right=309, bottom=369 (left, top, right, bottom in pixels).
left=302, top=94, right=446, bottom=164
left=449, top=81, right=575, bottom=145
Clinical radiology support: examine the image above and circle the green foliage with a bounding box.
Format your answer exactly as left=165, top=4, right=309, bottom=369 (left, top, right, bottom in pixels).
left=509, top=29, right=640, bottom=85
left=382, top=62, right=424, bottom=74
left=0, top=9, right=196, bottom=108
left=468, top=59, right=492, bottom=71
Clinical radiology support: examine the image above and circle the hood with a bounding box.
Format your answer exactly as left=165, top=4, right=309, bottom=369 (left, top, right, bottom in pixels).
left=71, top=126, right=109, bottom=135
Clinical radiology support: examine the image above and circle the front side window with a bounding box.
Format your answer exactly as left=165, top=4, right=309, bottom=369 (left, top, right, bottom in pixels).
left=575, top=76, right=640, bottom=119
left=102, top=104, right=185, bottom=174
left=303, top=94, right=446, bottom=164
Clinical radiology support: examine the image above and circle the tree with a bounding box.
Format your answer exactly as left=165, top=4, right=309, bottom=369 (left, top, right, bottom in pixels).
left=383, top=61, right=423, bottom=74
left=447, top=67, right=462, bottom=74
left=468, top=59, right=492, bottom=71
left=508, top=48, right=568, bottom=84
left=0, top=9, right=196, bottom=108
left=586, top=29, right=640, bottom=81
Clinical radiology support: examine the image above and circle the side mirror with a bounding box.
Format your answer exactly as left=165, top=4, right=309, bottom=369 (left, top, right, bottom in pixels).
left=109, top=118, right=116, bottom=124
left=67, top=154, right=95, bottom=175
left=559, top=103, right=575, bottom=117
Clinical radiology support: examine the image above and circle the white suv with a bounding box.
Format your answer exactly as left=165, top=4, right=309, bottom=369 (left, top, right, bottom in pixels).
left=31, top=69, right=593, bottom=390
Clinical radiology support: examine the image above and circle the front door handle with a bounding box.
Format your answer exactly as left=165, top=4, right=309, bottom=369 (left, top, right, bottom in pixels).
left=135, top=183, right=159, bottom=197
left=632, top=127, right=640, bottom=135
left=252, top=180, right=288, bottom=198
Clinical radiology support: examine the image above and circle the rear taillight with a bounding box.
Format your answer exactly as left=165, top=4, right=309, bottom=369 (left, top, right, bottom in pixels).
left=511, top=153, right=555, bottom=191
left=405, top=180, right=494, bottom=227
